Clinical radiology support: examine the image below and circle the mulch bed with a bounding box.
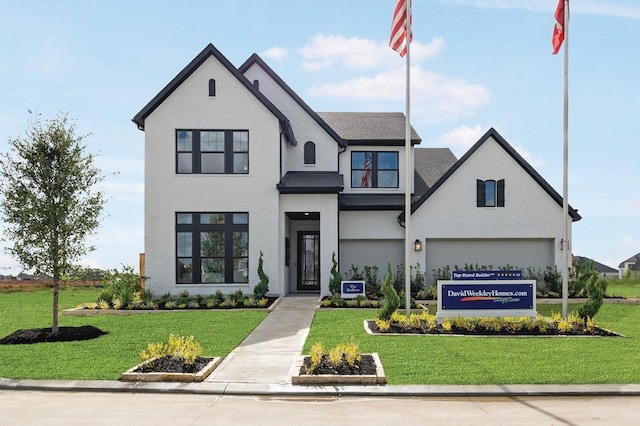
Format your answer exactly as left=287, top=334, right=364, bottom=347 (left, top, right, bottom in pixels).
left=133, top=356, right=213, bottom=374
left=300, top=354, right=377, bottom=376
left=366, top=320, right=621, bottom=337
left=0, top=325, right=108, bottom=345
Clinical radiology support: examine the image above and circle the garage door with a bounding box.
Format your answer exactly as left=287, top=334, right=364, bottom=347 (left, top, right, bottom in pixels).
left=340, top=239, right=403, bottom=276
left=424, top=238, right=555, bottom=284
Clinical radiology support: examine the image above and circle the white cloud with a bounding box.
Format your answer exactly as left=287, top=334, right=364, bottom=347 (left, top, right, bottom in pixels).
left=299, top=34, right=444, bottom=72
left=513, top=145, right=545, bottom=168
left=261, top=47, right=289, bottom=61
left=437, top=0, right=640, bottom=19
left=434, top=125, right=485, bottom=155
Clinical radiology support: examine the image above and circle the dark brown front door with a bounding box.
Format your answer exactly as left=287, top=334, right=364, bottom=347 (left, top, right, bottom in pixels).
left=297, top=231, right=320, bottom=291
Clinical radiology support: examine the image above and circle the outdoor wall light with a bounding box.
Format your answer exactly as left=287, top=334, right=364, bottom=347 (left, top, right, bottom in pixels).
left=414, top=239, right=422, bottom=251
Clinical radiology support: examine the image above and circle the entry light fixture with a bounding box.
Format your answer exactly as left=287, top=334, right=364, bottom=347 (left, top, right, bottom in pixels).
left=414, top=239, right=422, bottom=251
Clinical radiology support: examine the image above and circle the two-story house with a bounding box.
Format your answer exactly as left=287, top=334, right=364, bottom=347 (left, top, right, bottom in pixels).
left=133, top=43, right=580, bottom=296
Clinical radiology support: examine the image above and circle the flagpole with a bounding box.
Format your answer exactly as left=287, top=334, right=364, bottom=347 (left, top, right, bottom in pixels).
left=561, top=0, right=570, bottom=319
left=404, top=0, right=412, bottom=316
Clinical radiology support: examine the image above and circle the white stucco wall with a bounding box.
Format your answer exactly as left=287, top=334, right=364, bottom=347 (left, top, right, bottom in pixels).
left=242, top=64, right=340, bottom=174
left=144, top=56, right=282, bottom=296
left=410, top=136, right=570, bottom=278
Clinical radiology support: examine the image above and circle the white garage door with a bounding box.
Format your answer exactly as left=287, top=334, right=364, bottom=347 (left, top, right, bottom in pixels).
left=424, top=238, right=555, bottom=284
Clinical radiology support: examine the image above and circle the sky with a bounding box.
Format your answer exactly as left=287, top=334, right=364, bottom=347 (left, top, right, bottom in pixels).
left=0, top=0, right=638, bottom=274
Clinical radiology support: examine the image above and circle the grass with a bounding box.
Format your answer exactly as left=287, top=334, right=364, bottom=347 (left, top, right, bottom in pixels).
left=0, top=287, right=267, bottom=380
left=607, top=276, right=640, bottom=299
left=303, top=303, right=640, bottom=385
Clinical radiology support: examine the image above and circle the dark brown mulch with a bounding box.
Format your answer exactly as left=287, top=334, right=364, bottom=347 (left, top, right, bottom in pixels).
left=134, top=356, right=213, bottom=374
left=300, top=354, right=377, bottom=376
left=0, top=326, right=108, bottom=345
left=366, top=320, right=621, bottom=337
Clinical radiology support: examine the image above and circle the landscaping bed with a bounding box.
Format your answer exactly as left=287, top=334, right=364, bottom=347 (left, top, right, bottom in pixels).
left=0, top=325, right=107, bottom=345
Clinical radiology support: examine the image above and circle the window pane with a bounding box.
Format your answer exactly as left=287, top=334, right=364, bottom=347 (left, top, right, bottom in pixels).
left=233, top=213, right=248, bottom=224
left=201, top=153, right=225, bottom=173
left=201, top=232, right=224, bottom=257
left=177, top=131, right=192, bottom=151
left=177, top=258, right=192, bottom=283
left=233, top=153, right=249, bottom=173
left=378, top=152, right=398, bottom=169
left=485, top=180, right=496, bottom=207
left=201, top=258, right=225, bottom=283
left=233, top=232, right=248, bottom=256
left=233, top=131, right=248, bottom=144
left=351, top=152, right=367, bottom=169
left=177, top=153, right=192, bottom=173
left=234, top=258, right=249, bottom=283
left=201, top=213, right=224, bottom=224
left=352, top=170, right=371, bottom=188
left=177, top=232, right=192, bottom=257
left=378, top=171, right=398, bottom=188
left=176, top=213, right=192, bottom=224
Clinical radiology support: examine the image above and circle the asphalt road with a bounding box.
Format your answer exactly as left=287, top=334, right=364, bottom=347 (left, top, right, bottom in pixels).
left=2, top=391, right=640, bottom=425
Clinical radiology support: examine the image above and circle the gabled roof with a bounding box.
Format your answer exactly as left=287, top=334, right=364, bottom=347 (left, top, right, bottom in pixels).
left=317, top=112, right=421, bottom=146
left=238, top=54, right=346, bottom=148
left=414, top=148, right=457, bottom=197
left=132, top=44, right=297, bottom=145
left=574, top=256, right=618, bottom=274
left=619, top=252, right=640, bottom=268
left=401, top=127, right=582, bottom=221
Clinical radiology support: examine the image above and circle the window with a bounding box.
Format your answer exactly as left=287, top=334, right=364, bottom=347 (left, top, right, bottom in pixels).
left=176, top=212, right=249, bottom=284
left=351, top=151, right=399, bottom=188
left=176, top=130, right=249, bottom=174
left=208, top=79, right=216, bottom=96
left=304, top=141, right=316, bottom=165
left=477, top=179, right=505, bottom=207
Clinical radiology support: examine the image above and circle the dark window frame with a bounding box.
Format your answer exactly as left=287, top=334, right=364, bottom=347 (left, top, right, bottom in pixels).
left=304, top=141, right=316, bottom=165
left=176, top=212, right=249, bottom=284
left=176, top=130, right=249, bottom=174
left=208, top=79, right=216, bottom=96
left=477, top=179, right=505, bottom=207
left=350, top=151, right=399, bottom=188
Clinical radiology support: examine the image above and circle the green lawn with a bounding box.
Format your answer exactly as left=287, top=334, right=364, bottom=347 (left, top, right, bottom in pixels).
left=304, top=303, right=640, bottom=385
left=607, top=279, right=640, bottom=299
left=0, top=287, right=267, bottom=380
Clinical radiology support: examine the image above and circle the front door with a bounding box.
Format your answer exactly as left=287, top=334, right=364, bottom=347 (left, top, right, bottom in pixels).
left=297, top=231, right=320, bottom=291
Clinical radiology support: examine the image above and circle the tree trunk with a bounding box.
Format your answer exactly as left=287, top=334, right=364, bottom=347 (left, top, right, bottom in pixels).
left=52, top=276, right=59, bottom=333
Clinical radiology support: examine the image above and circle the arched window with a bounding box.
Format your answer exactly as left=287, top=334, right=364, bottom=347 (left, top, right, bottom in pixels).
left=208, top=79, right=216, bottom=97
left=304, top=141, right=316, bottom=165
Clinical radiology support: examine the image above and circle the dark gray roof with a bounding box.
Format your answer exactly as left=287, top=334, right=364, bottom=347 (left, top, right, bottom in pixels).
left=414, top=148, right=457, bottom=197
left=276, top=171, right=343, bottom=194
left=339, top=194, right=410, bottom=211
left=619, top=252, right=640, bottom=268
left=574, top=256, right=618, bottom=274
left=132, top=44, right=297, bottom=145
left=400, top=127, right=582, bottom=222
left=317, top=112, right=421, bottom=145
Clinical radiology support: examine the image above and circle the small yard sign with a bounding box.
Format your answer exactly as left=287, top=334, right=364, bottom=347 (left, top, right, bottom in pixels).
left=341, top=280, right=365, bottom=299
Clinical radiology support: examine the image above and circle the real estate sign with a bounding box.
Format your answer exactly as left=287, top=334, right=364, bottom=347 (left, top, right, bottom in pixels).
left=341, top=280, right=365, bottom=299
left=437, top=280, right=537, bottom=322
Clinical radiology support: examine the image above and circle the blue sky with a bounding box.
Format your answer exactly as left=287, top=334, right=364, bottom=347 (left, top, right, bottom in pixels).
left=1, top=0, right=638, bottom=273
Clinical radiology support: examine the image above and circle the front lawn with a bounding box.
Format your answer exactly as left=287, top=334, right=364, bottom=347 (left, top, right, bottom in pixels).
left=0, top=287, right=267, bottom=380
left=303, top=303, right=640, bottom=385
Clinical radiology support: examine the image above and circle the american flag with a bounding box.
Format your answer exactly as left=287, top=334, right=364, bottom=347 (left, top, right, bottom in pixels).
left=552, top=0, right=568, bottom=54
left=360, top=153, right=372, bottom=187
left=389, top=0, right=412, bottom=57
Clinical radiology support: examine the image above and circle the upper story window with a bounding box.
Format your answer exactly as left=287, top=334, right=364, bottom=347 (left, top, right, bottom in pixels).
left=177, top=130, right=249, bottom=174
left=351, top=151, right=399, bottom=188
left=176, top=212, right=249, bottom=284
left=477, top=179, right=505, bottom=207
left=208, top=79, right=216, bottom=96
left=304, top=141, right=316, bottom=165
left=253, top=79, right=259, bottom=90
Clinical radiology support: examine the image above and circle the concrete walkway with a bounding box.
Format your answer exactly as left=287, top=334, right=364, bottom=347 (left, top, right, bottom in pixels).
left=204, top=294, right=317, bottom=388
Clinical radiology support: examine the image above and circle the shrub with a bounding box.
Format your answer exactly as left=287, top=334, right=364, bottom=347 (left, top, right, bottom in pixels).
left=140, top=334, right=202, bottom=365
left=305, top=342, right=325, bottom=374
left=329, top=251, right=342, bottom=294
left=254, top=251, right=269, bottom=299
left=328, top=340, right=360, bottom=368
left=98, top=265, right=142, bottom=307
left=578, top=272, right=605, bottom=321
left=411, top=263, right=425, bottom=295
left=378, top=262, right=400, bottom=320
left=363, top=265, right=380, bottom=295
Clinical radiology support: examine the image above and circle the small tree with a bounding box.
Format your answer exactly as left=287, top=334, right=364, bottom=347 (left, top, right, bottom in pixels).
left=329, top=251, right=342, bottom=294
left=378, top=262, right=400, bottom=320
left=254, top=251, right=269, bottom=299
left=0, top=112, right=106, bottom=332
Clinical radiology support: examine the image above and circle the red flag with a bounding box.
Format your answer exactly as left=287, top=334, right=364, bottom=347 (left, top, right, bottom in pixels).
left=552, top=0, right=567, bottom=54
left=390, top=0, right=412, bottom=57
